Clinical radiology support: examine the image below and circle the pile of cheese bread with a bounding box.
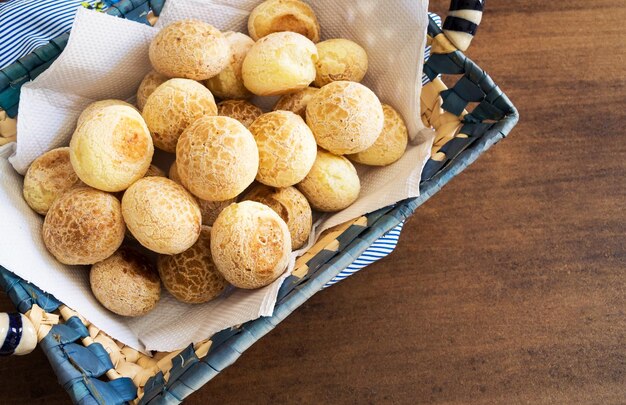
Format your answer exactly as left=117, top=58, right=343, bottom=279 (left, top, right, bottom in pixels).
left=21, top=0, right=409, bottom=317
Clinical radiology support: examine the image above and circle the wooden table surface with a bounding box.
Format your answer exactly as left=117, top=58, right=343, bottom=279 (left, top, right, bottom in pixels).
left=2, top=0, right=626, bottom=403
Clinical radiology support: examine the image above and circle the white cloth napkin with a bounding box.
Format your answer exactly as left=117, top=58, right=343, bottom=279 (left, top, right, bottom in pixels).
left=0, top=0, right=429, bottom=352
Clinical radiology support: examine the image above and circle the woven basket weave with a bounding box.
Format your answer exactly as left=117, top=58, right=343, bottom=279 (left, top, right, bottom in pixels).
left=0, top=0, right=518, bottom=403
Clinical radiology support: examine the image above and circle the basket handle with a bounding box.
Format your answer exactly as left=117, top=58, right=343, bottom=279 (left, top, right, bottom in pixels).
left=443, top=0, right=485, bottom=51
left=0, top=312, right=37, bottom=356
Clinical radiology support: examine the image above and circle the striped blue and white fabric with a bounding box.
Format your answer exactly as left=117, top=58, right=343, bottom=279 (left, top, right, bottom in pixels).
left=0, top=0, right=101, bottom=70
left=0, top=2, right=439, bottom=288
left=324, top=221, right=405, bottom=288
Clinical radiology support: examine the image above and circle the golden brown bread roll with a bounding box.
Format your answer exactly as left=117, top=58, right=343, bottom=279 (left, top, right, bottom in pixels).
left=314, top=38, right=369, bottom=87
left=244, top=184, right=312, bottom=250
left=211, top=201, right=291, bottom=289
left=217, top=100, right=263, bottom=128
left=176, top=116, right=258, bottom=201
left=168, top=162, right=235, bottom=226
left=167, top=161, right=182, bottom=184
left=297, top=149, right=360, bottom=212
left=248, top=111, right=317, bottom=187
left=144, top=164, right=166, bottom=177
left=205, top=32, right=255, bottom=100
left=348, top=104, right=408, bottom=166
left=90, top=247, right=161, bottom=317
left=70, top=104, right=153, bottom=192
left=273, top=86, right=319, bottom=119
left=142, top=78, right=217, bottom=153
left=196, top=196, right=234, bottom=226
left=43, top=187, right=125, bottom=265
left=248, top=0, right=320, bottom=43
left=149, top=20, right=231, bottom=80
left=242, top=32, right=318, bottom=96
left=158, top=226, right=229, bottom=304
left=306, top=81, right=384, bottom=155
left=136, top=70, right=168, bottom=111
left=122, top=177, right=202, bottom=255
left=23, top=147, right=82, bottom=215
left=76, top=99, right=137, bottom=127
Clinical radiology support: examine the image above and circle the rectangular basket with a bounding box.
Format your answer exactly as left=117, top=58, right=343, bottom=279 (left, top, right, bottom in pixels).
left=0, top=0, right=518, bottom=403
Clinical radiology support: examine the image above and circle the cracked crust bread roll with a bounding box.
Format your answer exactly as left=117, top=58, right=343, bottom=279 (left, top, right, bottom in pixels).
left=136, top=70, right=168, bottom=111
left=144, top=164, right=166, bottom=177
left=348, top=104, right=409, bottom=166
left=297, top=149, right=360, bottom=212
left=90, top=247, right=161, bottom=317
left=244, top=184, right=312, bottom=250
left=158, top=226, right=229, bottom=304
left=306, top=81, right=384, bottom=155
left=142, top=78, right=218, bottom=153
left=70, top=104, right=153, bottom=192
left=217, top=100, right=263, bottom=128
left=149, top=19, right=231, bottom=80
left=176, top=116, right=259, bottom=201
left=211, top=201, right=291, bottom=289
left=248, top=0, right=320, bottom=43
left=43, top=187, right=125, bottom=265
left=249, top=111, right=317, bottom=187
left=206, top=32, right=255, bottom=100
left=168, top=162, right=235, bottom=226
left=242, top=31, right=318, bottom=96
left=314, top=38, right=369, bottom=87
left=23, top=147, right=83, bottom=215
left=76, top=99, right=137, bottom=127
left=122, top=177, right=202, bottom=255
left=273, top=86, right=319, bottom=119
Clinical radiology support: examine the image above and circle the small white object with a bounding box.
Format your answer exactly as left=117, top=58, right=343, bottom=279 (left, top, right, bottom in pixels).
left=443, top=30, right=474, bottom=52
left=0, top=313, right=37, bottom=356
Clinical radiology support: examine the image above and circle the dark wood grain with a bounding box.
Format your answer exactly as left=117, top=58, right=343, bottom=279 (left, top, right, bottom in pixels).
left=2, top=0, right=626, bottom=403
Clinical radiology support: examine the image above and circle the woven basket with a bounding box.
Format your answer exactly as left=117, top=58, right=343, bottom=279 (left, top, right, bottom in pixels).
left=0, top=0, right=518, bottom=403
